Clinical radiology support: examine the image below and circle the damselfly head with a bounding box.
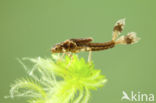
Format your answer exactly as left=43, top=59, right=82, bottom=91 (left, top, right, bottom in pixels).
left=51, top=40, right=77, bottom=53
left=51, top=44, right=64, bottom=53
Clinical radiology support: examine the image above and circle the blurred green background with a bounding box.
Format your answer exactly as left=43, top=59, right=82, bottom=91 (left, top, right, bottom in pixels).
left=0, top=0, right=156, bottom=103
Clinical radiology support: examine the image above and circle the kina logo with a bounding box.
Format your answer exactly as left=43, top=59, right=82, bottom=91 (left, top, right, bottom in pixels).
left=121, top=91, right=154, bottom=102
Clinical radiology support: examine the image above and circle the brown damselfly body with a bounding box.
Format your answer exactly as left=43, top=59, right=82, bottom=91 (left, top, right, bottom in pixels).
left=51, top=19, right=140, bottom=61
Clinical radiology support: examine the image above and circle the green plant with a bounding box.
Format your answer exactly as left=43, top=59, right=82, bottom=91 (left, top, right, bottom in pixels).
left=9, top=54, right=107, bottom=103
